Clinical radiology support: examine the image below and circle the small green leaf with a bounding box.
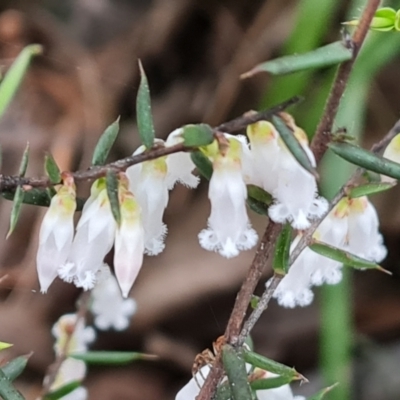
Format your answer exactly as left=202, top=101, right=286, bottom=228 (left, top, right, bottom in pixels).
left=0, top=44, right=42, bottom=119
left=272, top=115, right=318, bottom=178
left=0, top=342, right=12, bottom=351
left=394, top=9, right=400, bottom=31
left=243, top=350, right=302, bottom=380
left=307, top=383, right=339, bottom=400
left=106, top=170, right=121, bottom=226
left=136, top=60, right=155, bottom=149
left=181, top=124, right=214, bottom=147
left=43, top=381, right=81, bottom=400
left=190, top=151, right=213, bottom=180
left=251, top=375, right=293, bottom=391
left=7, top=186, right=24, bottom=239
left=0, top=368, right=24, bottom=400
left=348, top=182, right=395, bottom=198
left=309, top=240, right=390, bottom=273
left=1, top=354, right=31, bottom=381
left=92, top=117, right=120, bottom=166
left=272, top=223, right=292, bottom=275
left=247, top=185, right=272, bottom=205
left=44, top=153, right=61, bottom=184
left=18, top=143, right=29, bottom=177
left=250, top=295, right=260, bottom=310
left=241, top=41, right=352, bottom=78
left=329, top=141, right=400, bottom=180
left=222, top=345, right=254, bottom=400
left=215, top=382, right=232, bottom=400
left=246, top=197, right=269, bottom=216
left=70, top=351, right=157, bottom=365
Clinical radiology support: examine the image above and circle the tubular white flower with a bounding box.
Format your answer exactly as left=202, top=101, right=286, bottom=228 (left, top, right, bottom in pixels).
left=247, top=117, right=328, bottom=229
left=165, top=128, right=200, bottom=189
left=114, top=177, right=145, bottom=298
left=58, top=179, right=116, bottom=291
left=382, top=133, right=400, bottom=183
left=91, top=265, right=137, bottom=330
left=36, top=175, right=76, bottom=293
left=52, top=313, right=95, bottom=355
left=198, top=136, right=258, bottom=258
left=127, top=143, right=168, bottom=255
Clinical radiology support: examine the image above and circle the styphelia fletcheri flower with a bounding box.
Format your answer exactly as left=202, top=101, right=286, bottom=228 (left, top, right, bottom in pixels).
left=272, top=196, right=387, bottom=308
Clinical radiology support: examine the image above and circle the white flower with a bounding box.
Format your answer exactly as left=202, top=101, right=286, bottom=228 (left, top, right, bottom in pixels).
left=126, top=143, right=168, bottom=256
left=91, top=265, right=137, bottom=330
left=165, top=128, right=200, bottom=189
left=52, top=313, right=95, bottom=355
left=50, top=358, right=88, bottom=400
left=198, top=136, right=258, bottom=258
left=36, top=175, right=76, bottom=293
left=247, top=117, right=328, bottom=229
left=382, top=133, right=400, bottom=183
left=175, top=366, right=304, bottom=400
left=58, top=179, right=116, bottom=290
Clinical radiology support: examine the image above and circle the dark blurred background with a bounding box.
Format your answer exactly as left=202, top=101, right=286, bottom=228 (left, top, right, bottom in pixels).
left=0, top=0, right=400, bottom=399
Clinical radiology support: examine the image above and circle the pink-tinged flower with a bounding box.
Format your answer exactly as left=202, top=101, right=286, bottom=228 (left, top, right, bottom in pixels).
left=247, top=117, right=328, bottom=229
left=127, top=142, right=168, bottom=256
left=382, top=133, right=400, bottom=183
left=91, top=265, right=137, bottom=330
left=114, top=177, right=145, bottom=298
left=198, top=136, right=258, bottom=258
left=165, top=128, right=200, bottom=189
left=58, top=178, right=116, bottom=290
left=36, top=175, right=76, bottom=293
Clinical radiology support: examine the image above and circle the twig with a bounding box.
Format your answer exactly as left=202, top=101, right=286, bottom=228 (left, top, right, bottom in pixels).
left=311, top=0, right=382, bottom=164
left=0, top=97, right=301, bottom=193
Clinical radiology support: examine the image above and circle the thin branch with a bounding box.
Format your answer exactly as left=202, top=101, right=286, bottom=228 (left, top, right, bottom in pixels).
left=0, top=97, right=301, bottom=193
left=311, top=0, right=382, bottom=164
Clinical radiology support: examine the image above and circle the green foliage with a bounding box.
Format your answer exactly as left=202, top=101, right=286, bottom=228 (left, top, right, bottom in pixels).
left=190, top=150, right=213, bottom=180
left=70, top=351, right=156, bottom=365
left=44, top=153, right=61, bottom=184
left=92, top=118, right=121, bottom=166
left=0, top=368, right=24, bottom=400
left=106, top=170, right=121, bottom=226
left=7, top=186, right=24, bottom=239
left=181, top=124, right=214, bottom=147
left=307, top=383, right=339, bottom=400
left=251, top=375, right=293, bottom=391
left=18, top=144, right=29, bottom=177
left=348, top=182, right=395, bottom=198
left=43, top=381, right=81, bottom=400
left=1, top=355, right=30, bottom=382
left=272, top=223, right=292, bottom=275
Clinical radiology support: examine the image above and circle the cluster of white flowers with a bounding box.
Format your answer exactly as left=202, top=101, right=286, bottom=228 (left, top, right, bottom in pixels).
left=176, top=365, right=305, bottom=400
left=272, top=196, right=387, bottom=308
left=48, top=314, right=96, bottom=400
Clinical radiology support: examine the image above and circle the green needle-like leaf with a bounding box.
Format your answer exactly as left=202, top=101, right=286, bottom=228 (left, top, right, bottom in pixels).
left=329, top=141, right=400, bottom=180
left=273, top=115, right=318, bottom=178
left=242, top=41, right=352, bottom=78
left=310, top=240, right=391, bottom=274
left=70, top=351, right=157, bottom=365
left=251, top=375, right=293, bottom=391
left=18, top=143, right=29, bottom=177
left=307, top=383, right=339, bottom=400
left=0, top=44, right=42, bottom=119
left=272, top=223, right=292, bottom=275
left=181, top=124, right=214, bottom=147
left=43, top=381, right=81, bottom=400
left=106, top=170, right=121, bottom=226
left=136, top=60, right=155, bottom=149
left=44, top=153, right=61, bottom=184
left=190, top=151, right=213, bottom=180
left=92, top=117, right=120, bottom=166
left=348, top=182, right=395, bottom=198
left=1, top=354, right=31, bottom=381
left=0, top=368, right=25, bottom=400
left=7, top=186, right=24, bottom=239
left=222, top=345, right=254, bottom=400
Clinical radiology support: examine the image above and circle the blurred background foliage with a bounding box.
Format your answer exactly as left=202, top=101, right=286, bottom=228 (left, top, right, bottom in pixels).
left=0, top=0, right=400, bottom=399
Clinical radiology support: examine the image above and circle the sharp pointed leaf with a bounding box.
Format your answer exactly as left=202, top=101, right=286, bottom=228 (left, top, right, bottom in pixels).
left=136, top=60, right=155, bottom=149
left=92, top=117, right=120, bottom=166
left=251, top=375, right=293, bottom=391
left=106, top=170, right=121, bottom=226
left=247, top=185, right=272, bottom=205
left=44, top=153, right=61, bottom=184
left=7, top=186, right=24, bottom=239
left=0, top=44, right=42, bottom=119
left=273, top=115, right=318, bottom=178
left=241, top=41, right=352, bottom=78
left=329, top=141, right=400, bottom=180
left=70, top=351, right=157, bottom=365
left=246, top=197, right=269, bottom=216
left=348, top=182, right=395, bottom=198
left=222, top=344, right=254, bottom=400
left=307, top=383, right=339, bottom=400
left=190, top=151, right=213, bottom=180
left=43, top=381, right=81, bottom=400
left=310, top=240, right=390, bottom=273
left=0, top=368, right=24, bottom=400
left=1, top=354, right=31, bottom=381
left=18, top=143, right=29, bottom=177
left=0, top=342, right=12, bottom=351
left=181, top=124, right=214, bottom=147
left=272, top=223, right=292, bottom=275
